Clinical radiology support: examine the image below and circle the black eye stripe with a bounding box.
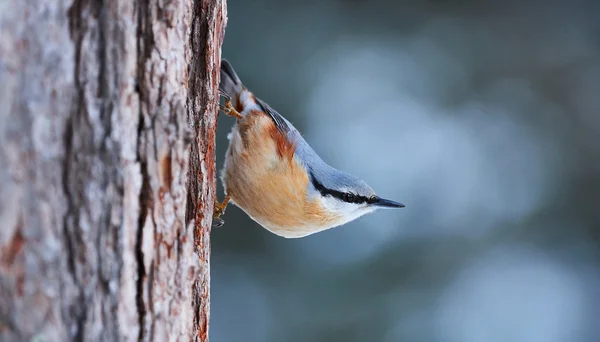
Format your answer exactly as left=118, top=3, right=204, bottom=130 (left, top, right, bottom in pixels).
left=309, top=172, right=370, bottom=204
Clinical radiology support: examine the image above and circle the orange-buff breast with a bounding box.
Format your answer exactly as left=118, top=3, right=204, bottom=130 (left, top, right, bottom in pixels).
left=222, top=111, right=340, bottom=237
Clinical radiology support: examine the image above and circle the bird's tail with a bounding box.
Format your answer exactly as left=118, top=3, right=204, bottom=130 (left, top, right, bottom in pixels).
left=219, top=59, right=244, bottom=103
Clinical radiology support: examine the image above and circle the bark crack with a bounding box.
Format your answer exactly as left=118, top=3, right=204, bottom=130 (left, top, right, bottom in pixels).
left=65, top=0, right=91, bottom=339
left=135, top=0, right=155, bottom=340
left=135, top=156, right=150, bottom=342
left=61, top=115, right=89, bottom=342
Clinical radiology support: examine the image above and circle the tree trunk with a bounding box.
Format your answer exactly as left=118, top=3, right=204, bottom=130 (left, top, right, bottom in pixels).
left=0, top=0, right=226, bottom=341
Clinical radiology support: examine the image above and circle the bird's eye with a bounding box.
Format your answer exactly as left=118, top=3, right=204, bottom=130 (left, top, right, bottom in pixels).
left=344, top=193, right=356, bottom=203
left=368, top=195, right=377, bottom=204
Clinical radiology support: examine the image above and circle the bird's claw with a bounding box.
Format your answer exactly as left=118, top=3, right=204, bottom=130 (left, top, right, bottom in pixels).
left=218, top=89, right=231, bottom=101
left=212, top=217, right=225, bottom=228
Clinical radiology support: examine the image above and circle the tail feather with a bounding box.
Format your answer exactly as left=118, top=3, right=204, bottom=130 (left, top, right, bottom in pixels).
left=219, top=59, right=243, bottom=102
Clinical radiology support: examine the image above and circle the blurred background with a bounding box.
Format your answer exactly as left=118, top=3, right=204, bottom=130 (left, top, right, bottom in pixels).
left=212, top=0, right=600, bottom=341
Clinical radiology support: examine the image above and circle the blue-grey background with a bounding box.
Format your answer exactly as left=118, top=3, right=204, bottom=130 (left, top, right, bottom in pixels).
left=212, top=1, right=600, bottom=341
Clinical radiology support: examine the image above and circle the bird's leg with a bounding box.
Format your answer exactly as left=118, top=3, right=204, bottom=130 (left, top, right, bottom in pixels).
left=212, top=194, right=231, bottom=227
left=218, top=90, right=243, bottom=119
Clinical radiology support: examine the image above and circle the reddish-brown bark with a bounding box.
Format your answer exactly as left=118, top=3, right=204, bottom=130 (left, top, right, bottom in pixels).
left=0, top=0, right=226, bottom=341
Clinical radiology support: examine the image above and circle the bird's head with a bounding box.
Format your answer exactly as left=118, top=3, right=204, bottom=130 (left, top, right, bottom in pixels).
left=308, top=168, right=404, bottom=226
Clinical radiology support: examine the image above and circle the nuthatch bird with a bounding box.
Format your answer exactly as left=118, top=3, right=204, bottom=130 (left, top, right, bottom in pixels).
left=213, top=59, right=404, bottom=238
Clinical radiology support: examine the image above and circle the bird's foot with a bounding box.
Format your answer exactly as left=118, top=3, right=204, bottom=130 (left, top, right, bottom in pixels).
left=212, top=195, right=231, bottom=227
left=218, top=92, right=243, bottom=119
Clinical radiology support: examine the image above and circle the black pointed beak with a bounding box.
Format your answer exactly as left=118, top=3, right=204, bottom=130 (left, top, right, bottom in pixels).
left=372, top=197, right=405, bottom=208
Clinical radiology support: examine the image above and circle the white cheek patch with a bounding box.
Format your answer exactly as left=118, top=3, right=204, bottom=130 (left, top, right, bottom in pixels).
left=319, top=196, right=377, bottom=227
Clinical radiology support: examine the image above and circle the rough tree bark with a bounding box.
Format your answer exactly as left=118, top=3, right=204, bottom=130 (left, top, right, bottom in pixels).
left=0, top=0, right=226, bottom=341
